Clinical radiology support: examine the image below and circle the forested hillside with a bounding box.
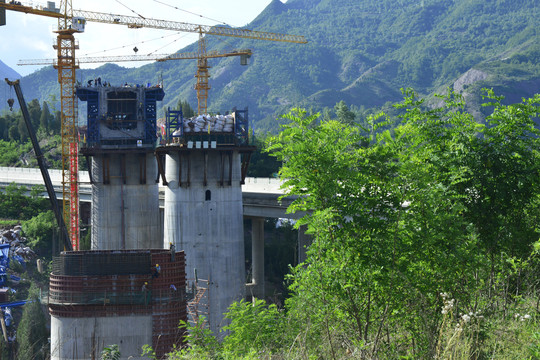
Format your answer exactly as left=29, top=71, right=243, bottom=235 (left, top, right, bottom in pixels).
left=2, top=0, right=539, bottom=132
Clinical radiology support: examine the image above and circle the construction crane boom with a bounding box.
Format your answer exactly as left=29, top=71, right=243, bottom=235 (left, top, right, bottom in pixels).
left=18, top=49, right=253, bottom=65
left=0, top=2, right=307, bottom=44
left=5, top=78, right=73, bottom=251
left=74, top=9, right=307, bottom=43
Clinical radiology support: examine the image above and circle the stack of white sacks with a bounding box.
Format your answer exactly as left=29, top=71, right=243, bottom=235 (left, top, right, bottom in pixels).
left=182, top=114, right=235, bottom=133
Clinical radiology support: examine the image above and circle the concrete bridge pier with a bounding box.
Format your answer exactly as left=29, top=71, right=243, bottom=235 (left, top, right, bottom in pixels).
left=246, top=216, right=265, bottom=301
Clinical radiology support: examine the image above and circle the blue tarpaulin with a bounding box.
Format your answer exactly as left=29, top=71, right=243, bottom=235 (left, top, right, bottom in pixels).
left=13, top=255, right=25, bottom=269
left=0, top=244, right=9, bottom=269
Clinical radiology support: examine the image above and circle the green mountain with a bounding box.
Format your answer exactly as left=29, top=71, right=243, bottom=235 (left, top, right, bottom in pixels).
left=0, top=59, right=20, bottom=80
left=9, top=0, right=540, bottom=132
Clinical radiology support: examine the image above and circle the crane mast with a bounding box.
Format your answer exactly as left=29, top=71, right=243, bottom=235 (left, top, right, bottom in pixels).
left=196, top=30, right=210, bottom=115
left=55, top=0, right=80, bottom=250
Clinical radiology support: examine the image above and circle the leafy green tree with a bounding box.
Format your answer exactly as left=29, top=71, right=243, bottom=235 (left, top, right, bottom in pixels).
left=27, top=99, right=41, bottom=131
left=0, top=140, right=22, bottom=165
left=176, top=99, right=195, bottom=119
left=0, top=117, right=7, bottom=141
left=221, top=299, right=283, bottom=357
left=464, top=91, right=540, bottom=258
left=50, top=110, right=61, bottom=135
left=246, top=134, right=281, bottom=177
left=8, top=125, right=20, bottom=142
left=334, top=100, right=356, bottom=124
left=0, top=183, right=27, bottom=219
left=264, top=90, right=540, bottom=358
left=39, top=101, right=52, bottom=133
left=100, top=344, right=120, bottom=360
left=17, top=117, right=28, bottom=142
left=16, top=288, right=48, bottom=360
left=22, top=211, right=55, bottom=257
left=321, top=106, right=332, bottom=122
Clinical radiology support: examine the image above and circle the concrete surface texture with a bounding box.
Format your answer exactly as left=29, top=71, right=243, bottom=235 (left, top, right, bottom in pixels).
left=91, top=153, right=161, bottom=250
left=50, top=315, right=153, bottom=360
left=163, top=150, right=245, bottom=334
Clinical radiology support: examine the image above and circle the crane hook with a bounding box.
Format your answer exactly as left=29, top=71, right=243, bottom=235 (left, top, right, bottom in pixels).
left=4, top=78, right=17, bottom=111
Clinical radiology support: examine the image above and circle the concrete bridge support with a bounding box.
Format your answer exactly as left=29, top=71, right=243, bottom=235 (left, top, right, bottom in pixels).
left=161, top=147, right=252, bottom=336
left=247, top=216, right=265, bottom=300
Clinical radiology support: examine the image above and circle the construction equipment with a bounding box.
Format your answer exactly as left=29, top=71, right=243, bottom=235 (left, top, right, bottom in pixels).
left=0, top=1, right=306, bottom=249
left=20, top=48, right=253, bottom=114
left=5, top=78, right=73, bottom=251
left=1, top=0, right=82, bottom=250
left=18, top=49, right=253, bottom=66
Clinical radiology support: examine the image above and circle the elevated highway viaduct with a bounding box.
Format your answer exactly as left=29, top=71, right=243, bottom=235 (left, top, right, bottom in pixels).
left=0, top=166, right=310, bottom=298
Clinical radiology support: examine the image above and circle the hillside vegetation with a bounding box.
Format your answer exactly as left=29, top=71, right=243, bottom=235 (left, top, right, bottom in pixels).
left=161, top=90, right=540, bottom=359
left=0, top=0, right=536, bottom=132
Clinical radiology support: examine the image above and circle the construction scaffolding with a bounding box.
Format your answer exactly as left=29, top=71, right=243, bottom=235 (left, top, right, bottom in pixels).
left=186, top=278, right=209, bottom=328
left=49, top=249, right=187, bottom=359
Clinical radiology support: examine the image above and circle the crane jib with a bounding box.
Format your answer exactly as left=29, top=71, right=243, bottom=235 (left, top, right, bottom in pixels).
left=73, top=9, right=307, bottom=43
left=0, top=3, right=307, bottom=43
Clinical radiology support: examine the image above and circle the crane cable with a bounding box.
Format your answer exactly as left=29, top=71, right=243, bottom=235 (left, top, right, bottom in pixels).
left=81, top=32, right=190, bottom=57
left=114, top=0, right=146, bottom=19
left=149, top=0, right=240, bottom=53
left=81, top=0, right=233, bottom=58
left=147, top=35, right=191, bottom=55
left=150, top=0, right=229, bottom=26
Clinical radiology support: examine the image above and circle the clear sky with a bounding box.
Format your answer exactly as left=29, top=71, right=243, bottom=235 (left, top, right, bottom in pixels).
left=0, top=0, right=280, bottom=76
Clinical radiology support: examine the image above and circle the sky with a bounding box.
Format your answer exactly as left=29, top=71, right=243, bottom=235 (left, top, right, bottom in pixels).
left=0, top=0, right=281, bottom=76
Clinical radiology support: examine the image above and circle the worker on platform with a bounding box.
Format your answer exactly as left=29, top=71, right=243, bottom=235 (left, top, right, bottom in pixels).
left=152, top=264, right=161, bottom=278
left=170, top=242, right=175, bottom=261
left=141, top=282, right=149, bottom=305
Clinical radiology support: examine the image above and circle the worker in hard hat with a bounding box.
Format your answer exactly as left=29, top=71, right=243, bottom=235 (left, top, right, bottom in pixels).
left=152, top=264, right=161, bottom=278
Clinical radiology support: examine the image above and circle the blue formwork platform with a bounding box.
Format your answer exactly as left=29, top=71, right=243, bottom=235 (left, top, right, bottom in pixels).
left=76, top=86, right=165, bottom=148
left=144, top=88, right=165, bottom=144
left=76, top=87, right=100, bottom=145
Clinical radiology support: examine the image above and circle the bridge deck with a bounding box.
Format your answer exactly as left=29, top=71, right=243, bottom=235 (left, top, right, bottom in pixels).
left=0, top=167, right=300, bottom=219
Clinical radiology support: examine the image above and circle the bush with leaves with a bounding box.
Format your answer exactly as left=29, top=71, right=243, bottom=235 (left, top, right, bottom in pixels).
left=100, top=344, right=120, bottom=360
left=0, top=183, right=49, bottom=220
left=221, top=299, right=284, bottom=357
left=22, top=210, right=55, bottom=257
left=16, top=285, right=48, bottom=360
left=264, top=90, right=540, bottom=358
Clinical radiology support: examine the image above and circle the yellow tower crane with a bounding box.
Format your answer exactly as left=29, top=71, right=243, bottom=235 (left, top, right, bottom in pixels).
left=1, top=1, right=307, bottom=250
left=19, top=49, right=254, bottom=115
left=19, top=49, right=254, bottom=67
left=1, top=0, right=85, bottom=251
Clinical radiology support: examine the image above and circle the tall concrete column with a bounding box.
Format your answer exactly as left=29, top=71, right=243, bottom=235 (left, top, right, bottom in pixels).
left=163, top=150, right=246, bottom=335
left=250, top=217, right=265, bottom=300
left=298, top=224, right=312, bottom=264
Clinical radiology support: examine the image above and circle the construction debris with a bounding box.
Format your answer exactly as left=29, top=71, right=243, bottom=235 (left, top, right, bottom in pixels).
left=0, top=226, right=36, bottom=260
